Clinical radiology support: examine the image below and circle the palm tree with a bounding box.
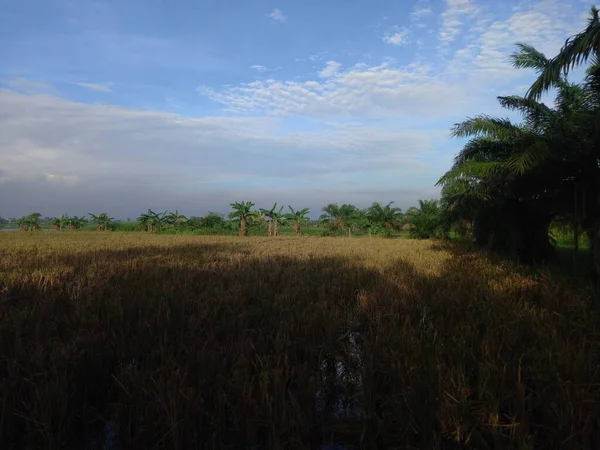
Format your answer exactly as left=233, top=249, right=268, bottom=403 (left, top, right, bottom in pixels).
left=436, top=68, right=591, bottom=260
left=259, top=203, right=284, bottom=237
left=367, top=202, right=403, bottom=237
left=89, top=212, right=113, bottom=231
left=228, top=201, right=258, bottom=236
left=511, top=7, right=600, bottom=280
left=285, top=206, right=310, bottom=236
left=405, top=200, right=443, bottom=239
left=320, top=203, right=358, bottom=235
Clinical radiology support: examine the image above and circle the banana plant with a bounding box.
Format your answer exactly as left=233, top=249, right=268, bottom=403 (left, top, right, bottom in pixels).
left=167, top=210, right=187, bottom=228
left=285, top=206, right=310, bottom=236
left=259, top=203, right=284, bottom=237
left=88, top=212, right=114, bottom=231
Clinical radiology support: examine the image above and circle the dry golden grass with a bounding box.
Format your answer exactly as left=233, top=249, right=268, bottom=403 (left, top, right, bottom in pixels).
left=1, top=232, right=599, bottom=449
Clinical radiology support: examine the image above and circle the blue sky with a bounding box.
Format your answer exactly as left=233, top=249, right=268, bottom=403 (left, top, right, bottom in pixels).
left=0, top=0, right=592, bottom=218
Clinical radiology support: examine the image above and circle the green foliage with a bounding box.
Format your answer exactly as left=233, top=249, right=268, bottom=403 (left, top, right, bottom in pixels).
left=18, top=213, right=42, bottom=231
left=88, top=213, right=114, bottom=231
left=284, top=206, right=310, bottom=236
left=438, top=14, right=600, bottom=269
left=406, top=200, right=444, bottom=239
left=367, top=202, right=403, bottom=236
left=228, top=201, right=259, bottom=236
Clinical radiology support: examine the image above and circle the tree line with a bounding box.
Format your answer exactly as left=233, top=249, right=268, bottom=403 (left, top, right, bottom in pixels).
left=11, top=200, right=444, bottom=238
left=437, top=6, right=600, bottom=288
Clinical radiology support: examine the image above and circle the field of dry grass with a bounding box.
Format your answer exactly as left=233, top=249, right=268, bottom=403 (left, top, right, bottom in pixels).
left=1, top=232, right=599, bottom=449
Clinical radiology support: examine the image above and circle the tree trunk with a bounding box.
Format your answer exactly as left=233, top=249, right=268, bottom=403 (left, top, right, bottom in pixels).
left=295, top=222, right=301, bottom=236
left=574, top=183, right=579, bottom=276
left=274, top=221, right=279, bottom=237
left=240, top=217, right=246, bottom=236
left=267, top=221, right=272, bottom=237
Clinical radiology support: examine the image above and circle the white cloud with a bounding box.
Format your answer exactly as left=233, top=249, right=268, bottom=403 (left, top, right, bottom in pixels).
left=439, top=0, right=476, bottom=48
left=45, top=173, right=80, bottom=185
left=318, top=61, right=341, bottom=78
left=447, top=0, right=588, bottom=81
left=412, top=7, right=433, bottom=18
left=383, top=30, right=408, bottom=46
left=267, top=8, right=287, bottom=23
left=75, top=82, right=112, bottom=93
left=200, top=61, right=470, bottom=118
left=250, top=65, right=268, bottom=72
left=411, top=0, right=433, bottom=20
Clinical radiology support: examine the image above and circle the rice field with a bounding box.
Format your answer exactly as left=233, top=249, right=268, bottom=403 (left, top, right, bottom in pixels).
left=1, top=232, right=599, bottom=449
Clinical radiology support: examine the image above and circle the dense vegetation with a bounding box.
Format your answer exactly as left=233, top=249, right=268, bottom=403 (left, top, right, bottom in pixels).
left=6, top=200, right=434, bottom=238
left=438, top=7, right=600, bottom=290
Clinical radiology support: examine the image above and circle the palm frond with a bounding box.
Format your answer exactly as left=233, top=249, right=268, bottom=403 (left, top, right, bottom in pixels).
left=436, top=161, right=506, bottom=186
left=527, top=6, right=600, bottom=99
left=451, top=116, right=521, bottom=139
left=506, top=140, right=552, bottom=175
left=497, top=95, right=555, bottom=129
left=510, top=43, right=551, bottom=72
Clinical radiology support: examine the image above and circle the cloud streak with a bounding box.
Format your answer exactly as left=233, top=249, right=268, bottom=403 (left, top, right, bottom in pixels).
left=75, top=82, right=112, bottom=93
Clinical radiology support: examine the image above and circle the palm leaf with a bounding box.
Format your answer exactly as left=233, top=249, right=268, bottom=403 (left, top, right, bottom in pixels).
left=510, top=43, right=551, bottom=72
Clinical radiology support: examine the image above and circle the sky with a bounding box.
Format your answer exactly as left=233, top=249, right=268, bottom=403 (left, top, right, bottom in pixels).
left=0, top=0, right=593, bottom=219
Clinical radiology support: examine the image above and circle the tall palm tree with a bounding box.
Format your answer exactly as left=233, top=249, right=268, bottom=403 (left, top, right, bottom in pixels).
left=436, top=66, right=592, bottom=260
left=512, top=7, right=600, bottom=281
left=367, top=202, right=403, bottom=237
left=89, top=213, right=113, bottom=232
left=285, top=206, right=310, bottom=236
left=228, top=201, right=257, bottom=236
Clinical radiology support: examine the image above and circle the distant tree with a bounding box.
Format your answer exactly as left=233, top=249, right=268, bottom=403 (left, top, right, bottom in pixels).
left=138, top=209, right=155, bottom=232
left=320, top=203, right=358, bottom=235
left=51, top=215, right=66, bottom=231
left=18, top=213, right=41, bottom=231
left=260, top=203, right=284, bottom=237
left=152, top=210, right=169, bottom=231
left=228, top=201, right=258, bottom=236
left=367, top=202, right=403, bottom=237
left=203, top=213, right=226, bottom=229
left=167, top=210, right=187, bottom=228
left=70, top=216, right=87, bottom=230
left=405, top=200, right=443, bottom=239
left=285, top=206, right=310, bottom=236
left=88, top=212, right=114, bottom=232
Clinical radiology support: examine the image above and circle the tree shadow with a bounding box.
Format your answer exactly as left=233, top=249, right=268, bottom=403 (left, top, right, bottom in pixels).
left=1, top=241, right=598, bottom=449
